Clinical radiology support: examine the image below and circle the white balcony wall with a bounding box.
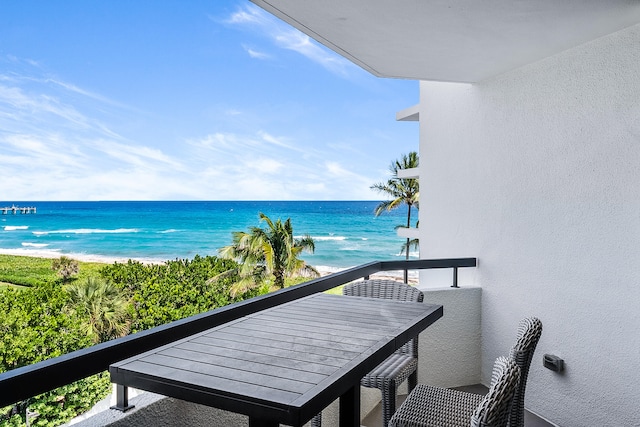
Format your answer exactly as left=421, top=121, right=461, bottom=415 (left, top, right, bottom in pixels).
left=417, top=23, right=640, bottom=426
left=414, top=287, right=482, bottom=388
left=396, top=226, right=419, bottom=239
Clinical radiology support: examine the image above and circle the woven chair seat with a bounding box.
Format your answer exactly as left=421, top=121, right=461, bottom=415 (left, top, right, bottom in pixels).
left=390, top=357, right=521, bottom=427
left=389, top=384, right=484, bottom=427
left=360, top=353, right=418, bottom=389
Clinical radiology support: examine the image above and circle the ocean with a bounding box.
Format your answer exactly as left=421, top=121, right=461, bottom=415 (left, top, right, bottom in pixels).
left=0, top=201, right=416, bottom=271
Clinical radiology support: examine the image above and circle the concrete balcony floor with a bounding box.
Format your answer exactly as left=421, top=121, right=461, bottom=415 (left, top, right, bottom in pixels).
left=361, top=385, right=554, bottom=427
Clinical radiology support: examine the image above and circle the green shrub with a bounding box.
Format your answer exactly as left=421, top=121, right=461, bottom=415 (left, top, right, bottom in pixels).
left=0, top=282, right=107, bottom=427
left=100, top=255, right=256, bottom=332
left=0, top=254, right=270, bottom=426
left=0, top=282, right=92, bottom=372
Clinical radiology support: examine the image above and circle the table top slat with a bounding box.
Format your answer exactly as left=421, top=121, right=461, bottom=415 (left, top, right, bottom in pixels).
left=201, top=330, right=362, bottom=360
left=222, top=321, right=379, bottom=349
left=140, top=353, right=316, bottom=394
left=190, top=334, right=347, bottom=368
left=114, top=360, right=302, bottom=405
left=240, top=313, right=395, bottom=337
left=258, top=309, right=410, bottom=329
left=175, top=341, right=339, bottom=376
left=158, top=347, right=329, bottom=384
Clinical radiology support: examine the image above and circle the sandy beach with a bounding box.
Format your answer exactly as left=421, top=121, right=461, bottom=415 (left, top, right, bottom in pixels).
left=0, top=248, right=160, bottom=265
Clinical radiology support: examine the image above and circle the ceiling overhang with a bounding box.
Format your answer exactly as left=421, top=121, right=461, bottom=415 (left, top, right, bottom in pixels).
left=251, top=0, right=640, bottom=83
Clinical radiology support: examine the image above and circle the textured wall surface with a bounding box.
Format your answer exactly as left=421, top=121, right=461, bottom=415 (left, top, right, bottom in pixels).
left=415, top=287, right=482, bottom=388
left=417, top=23, right=640, bottom=427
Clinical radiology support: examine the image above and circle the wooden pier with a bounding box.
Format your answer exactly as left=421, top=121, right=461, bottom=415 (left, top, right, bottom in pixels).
left=1, top=205, right=37, bottom=214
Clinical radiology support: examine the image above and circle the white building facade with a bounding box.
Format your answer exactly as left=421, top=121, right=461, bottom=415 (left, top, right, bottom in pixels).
left=416, top=23, right=640, bottom=426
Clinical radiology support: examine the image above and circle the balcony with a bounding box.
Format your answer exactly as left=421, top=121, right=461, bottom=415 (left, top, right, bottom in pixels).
left=64, top=265, right=553, bottom=427
left=1, top=257, right=554, bottom=426
left=0, top=258, right=531, bottom=426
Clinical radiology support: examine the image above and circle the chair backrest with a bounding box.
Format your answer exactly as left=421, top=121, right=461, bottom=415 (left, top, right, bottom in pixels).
left=343, top=279, right=424, bottom=356
left=507, top=317, right=543, bottom=427
left=471, top=356, right=521, bottom=427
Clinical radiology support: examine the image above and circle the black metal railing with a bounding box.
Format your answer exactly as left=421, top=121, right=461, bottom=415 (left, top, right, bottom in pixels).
left=0, top=258, right=476, bottom=408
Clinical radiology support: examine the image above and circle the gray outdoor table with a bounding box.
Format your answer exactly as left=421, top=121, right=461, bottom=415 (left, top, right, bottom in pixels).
left=109, top=292, right=443, bottom=427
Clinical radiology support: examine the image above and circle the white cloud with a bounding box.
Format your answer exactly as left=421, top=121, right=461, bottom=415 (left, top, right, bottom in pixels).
left=257, top=130, right=304, bottom=152
left=243, top=45, right=272, bottom=60
left=92, top=140, right=184, bottom=170
left=226, top=8, right=264, bottom=25
left=225, top=4, right=356, bottom=77
left=0, top=85, right=86, bottom=129
left=245, top=157, right=283, bottom=174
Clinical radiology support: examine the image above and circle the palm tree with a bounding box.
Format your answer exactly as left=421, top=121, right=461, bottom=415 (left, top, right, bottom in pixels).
left=218, top=213, right=319, bottom=296
left=371, top=151, right=419, bottom=282
left=64, top=277, right=130, bottom=343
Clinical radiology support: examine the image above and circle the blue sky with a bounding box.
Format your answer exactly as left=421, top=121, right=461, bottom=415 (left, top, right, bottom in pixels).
left=0, top=1, right=418, bottom=201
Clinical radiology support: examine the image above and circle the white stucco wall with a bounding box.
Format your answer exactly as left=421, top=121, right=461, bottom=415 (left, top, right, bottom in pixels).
left=417, top=23, right=640, bottom=427
left=414, top=287, right=481, bottom=389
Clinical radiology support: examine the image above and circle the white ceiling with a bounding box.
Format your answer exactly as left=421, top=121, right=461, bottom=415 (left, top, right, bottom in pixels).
left=250, top=0, right=640, bottom=82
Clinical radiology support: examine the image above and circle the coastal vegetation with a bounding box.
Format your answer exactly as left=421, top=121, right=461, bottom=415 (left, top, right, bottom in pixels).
left=0, top=254, right=255, bottom=426
left=101, top=256, right=250, bottom=332
left=0, top=278, right=104, bottom=427
left=217, top=212, right=319, bottom=296
left=64, top=277, right=130, bottom=344
left=51, top=256, right=79, bottom=283
left=371, top=152, right=420, bottom=256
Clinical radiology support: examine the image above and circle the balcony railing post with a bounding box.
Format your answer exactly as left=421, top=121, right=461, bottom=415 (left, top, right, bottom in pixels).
left=452, top=266, right=459, bottom=288
left=111, top=384, right=134, bottom=412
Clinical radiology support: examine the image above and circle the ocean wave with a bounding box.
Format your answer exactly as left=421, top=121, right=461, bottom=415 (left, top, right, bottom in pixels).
left=32, top=228, right=139, bottom=236
left=21, top=243, right=49, bottom=248
left=311, top=236, right=347, bottom=241
left=3, top=226, right=29, bottom=231
left=393, top=251, right=420, bottom=258
left=0, top=248, right=61, bottom=257
left=159, top=229, right=179, bottom=234
left=314, top=265, right=346, bottom=274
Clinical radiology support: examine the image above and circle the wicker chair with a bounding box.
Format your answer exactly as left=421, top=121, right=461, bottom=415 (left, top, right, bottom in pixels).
left=507, top=317, right=543, bottom=427
left=387, top=317, right=542, bottom=427
left=388, top=356, right=521, bottom=427
left=311, top=279, right=424, bottom=427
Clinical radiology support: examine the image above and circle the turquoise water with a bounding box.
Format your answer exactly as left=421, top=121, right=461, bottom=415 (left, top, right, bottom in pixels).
left=0, top=201, right=416, bottom=269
